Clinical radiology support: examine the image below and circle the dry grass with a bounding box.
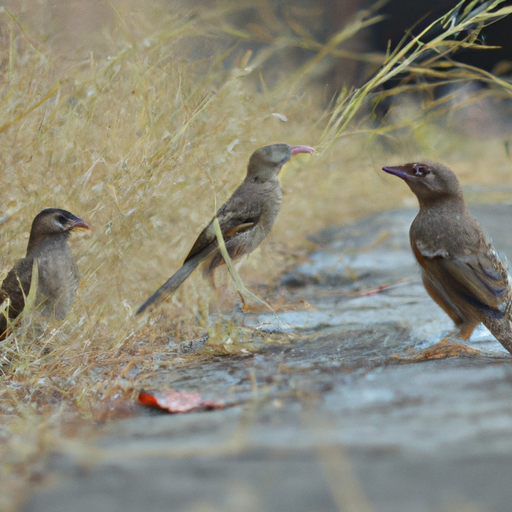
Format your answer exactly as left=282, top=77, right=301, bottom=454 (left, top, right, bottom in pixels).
left=0, top=0, right=512, bottom=509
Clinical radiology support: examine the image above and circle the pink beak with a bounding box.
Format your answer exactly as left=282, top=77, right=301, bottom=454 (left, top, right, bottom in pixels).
left=290, top=145, right=315, bottom=155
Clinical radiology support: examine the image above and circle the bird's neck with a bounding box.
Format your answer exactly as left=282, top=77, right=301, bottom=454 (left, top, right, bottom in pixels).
left=417, top=194, right=467, bottom=214
left=246, top=173, right=280, bottom=186
left=26, top=232, right=70, bottom=257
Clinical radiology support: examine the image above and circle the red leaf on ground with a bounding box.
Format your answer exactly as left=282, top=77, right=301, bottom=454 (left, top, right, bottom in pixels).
left=138, top=390, right=223, bottom=413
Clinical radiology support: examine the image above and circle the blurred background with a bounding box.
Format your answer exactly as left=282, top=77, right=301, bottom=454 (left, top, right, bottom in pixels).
left=2, top=0, right=512, bottom=93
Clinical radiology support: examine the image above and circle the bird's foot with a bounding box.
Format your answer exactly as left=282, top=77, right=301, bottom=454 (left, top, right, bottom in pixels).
left=392, top=338, right=483, bottom=362
left=422, top=339, right=482, bottom=359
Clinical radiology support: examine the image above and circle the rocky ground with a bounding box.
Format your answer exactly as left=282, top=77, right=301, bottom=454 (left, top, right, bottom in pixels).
left=23, top=203, right=512, bottom=512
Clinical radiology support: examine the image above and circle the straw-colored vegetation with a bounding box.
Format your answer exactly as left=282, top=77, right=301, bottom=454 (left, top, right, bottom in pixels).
left=0, top=0, right=511, bottom=509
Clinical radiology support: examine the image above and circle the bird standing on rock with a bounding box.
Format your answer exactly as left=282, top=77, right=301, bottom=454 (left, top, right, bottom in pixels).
left=382, top=162, right=512, bottom=355
left=0, top=208, right=89, bottom=339
left=136, top=143, right=315, bottom=315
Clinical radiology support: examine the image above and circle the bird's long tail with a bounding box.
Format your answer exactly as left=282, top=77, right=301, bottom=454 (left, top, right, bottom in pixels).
left=135, top=244, right=216, bottom=316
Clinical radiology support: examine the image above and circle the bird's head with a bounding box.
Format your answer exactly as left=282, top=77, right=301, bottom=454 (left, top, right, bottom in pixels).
left=31, top=208, right=90, bottom=236
left=27, top=208, right=89, bottom=253
left=246, top=143, right=314, bottom=182
left=382, top=162, right=463, bottom=205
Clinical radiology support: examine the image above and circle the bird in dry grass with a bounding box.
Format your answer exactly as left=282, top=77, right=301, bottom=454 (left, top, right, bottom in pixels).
left=382, top=162, right=512, bottom=355
left=0, top=208, right=89, bottom=339
left=136, top=143, right=315, bottom=315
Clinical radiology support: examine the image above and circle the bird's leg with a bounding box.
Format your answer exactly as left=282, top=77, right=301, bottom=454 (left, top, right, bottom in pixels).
left=232, top=257, right=257, bottom=312
left=450, top=320, right=480, bottom=341
left=421, top=320, right=481, bottom=359
left=206, top=268, right=226, bottom=314
left=207, top=267, right=242, bottom=314
left=392, top=319, right=483, bottom=362
left=238, top=291, right=250, bottom=312
left=206, top=269, right=218, bottom=296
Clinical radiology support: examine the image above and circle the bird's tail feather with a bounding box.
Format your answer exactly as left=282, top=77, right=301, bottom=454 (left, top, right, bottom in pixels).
left=135, top=245, right=215, bottom=316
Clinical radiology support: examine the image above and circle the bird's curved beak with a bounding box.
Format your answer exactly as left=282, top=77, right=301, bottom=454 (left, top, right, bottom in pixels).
left=290, top=145, right=315, bottom=155
left=382, top=166, right=409, bottom=180
left=69, top=218, right=90, bottom=231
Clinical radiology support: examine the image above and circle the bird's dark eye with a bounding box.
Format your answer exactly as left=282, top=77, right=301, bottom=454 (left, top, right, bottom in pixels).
left=56, top=214, right=68, bottom=225
left=413, top=165, right=429, bottom=177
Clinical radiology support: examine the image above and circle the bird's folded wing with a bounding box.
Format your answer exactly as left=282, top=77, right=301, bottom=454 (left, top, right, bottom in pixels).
left=419, top=248, right=510, bottom=319
left=0, top=258, right=33, bottom=317
left=184, top=198, right=262, bottom=263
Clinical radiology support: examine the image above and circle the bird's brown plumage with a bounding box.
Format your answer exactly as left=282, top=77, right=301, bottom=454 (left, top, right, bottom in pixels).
left=382, top=162, right=512, bottom=354
left=0, top=208, right=89, bottom=339
left=136, top=143, right=314, bottom=315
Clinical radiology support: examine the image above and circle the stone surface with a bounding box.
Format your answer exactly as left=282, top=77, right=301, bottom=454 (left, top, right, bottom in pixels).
left=23, top=204, right=512, bottom=512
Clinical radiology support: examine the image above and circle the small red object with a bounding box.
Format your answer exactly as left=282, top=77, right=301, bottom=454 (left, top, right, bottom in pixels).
left=138, top=389, right=223, bottom=413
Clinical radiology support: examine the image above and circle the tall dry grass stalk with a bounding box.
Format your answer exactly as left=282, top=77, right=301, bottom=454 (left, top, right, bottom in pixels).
left=320, top=0, right=512, bottom=148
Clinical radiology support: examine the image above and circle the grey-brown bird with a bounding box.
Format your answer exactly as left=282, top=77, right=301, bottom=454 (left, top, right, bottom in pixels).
left=136, top=143, right=315, bottom=315
left=382, top=162, right=512, bottom=355
left=0, top=208, right=89, bottom=339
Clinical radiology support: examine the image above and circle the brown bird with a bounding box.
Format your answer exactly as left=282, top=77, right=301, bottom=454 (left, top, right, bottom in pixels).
left=0, top=208, right=89, bottom=339
left=382, top=162, right=512, bottom=354
left=136, top=143, right=315, bottom=315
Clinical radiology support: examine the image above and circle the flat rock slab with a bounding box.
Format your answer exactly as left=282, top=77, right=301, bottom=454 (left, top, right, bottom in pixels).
left=24, top=204, right=512, bottom=512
